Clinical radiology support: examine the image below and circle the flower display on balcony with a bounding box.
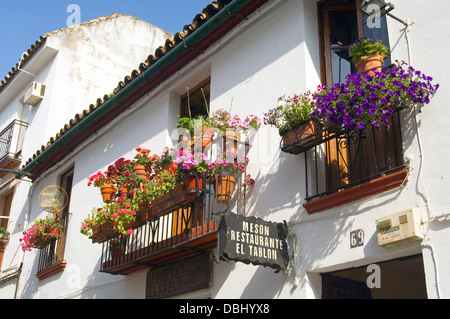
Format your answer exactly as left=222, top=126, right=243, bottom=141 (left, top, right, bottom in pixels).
left=263, top=91, right=318, bottom=136
left=81, top=200, right=137, bottom=238
left=210, top=108, right=261, bottom=134
left=87, top=170, right=111, bottom=188
left=175, top=150, right=210, bottom=175
left=264, top=61, right=439, bottom=138
left=20, top=217, right=62, bottom=252
left=82, top=110, right=259, bottom=243
left=313, top=61, right=439, bottom=131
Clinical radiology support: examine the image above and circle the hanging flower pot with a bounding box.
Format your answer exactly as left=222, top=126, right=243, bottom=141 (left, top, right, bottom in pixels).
left=100, top=184, right=116, bottom=203
left=213, top=174, right=236, bottom=204
left=184, top=174, right=204, bottom=192
left=133, top=165, right=151, bottom=179
left=201, top=127, right=215, bottom=148
left=223, top=131, right=239, bottom=156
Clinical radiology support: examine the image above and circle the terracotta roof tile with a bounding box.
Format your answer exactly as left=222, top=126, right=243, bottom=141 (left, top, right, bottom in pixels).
left=22, top=0, right=251, bottom=173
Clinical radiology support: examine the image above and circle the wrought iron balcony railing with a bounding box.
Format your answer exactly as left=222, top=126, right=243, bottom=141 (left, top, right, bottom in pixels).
left=0, top=120, right=28, bottom=177
left=295, top=111, right=406, bottom=201
left=99, top=172, right=245, bottom=276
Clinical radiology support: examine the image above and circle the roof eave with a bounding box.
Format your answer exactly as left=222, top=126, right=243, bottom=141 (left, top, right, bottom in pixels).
left=20, top=0, right=269, bottom=181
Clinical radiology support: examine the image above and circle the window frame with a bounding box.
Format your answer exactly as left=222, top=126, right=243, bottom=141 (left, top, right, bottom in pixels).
left=318, top=0, right=365, bottom=85
left=36, top=167, right=73, bottom=280
left=307, top=0, right=407, bottom=213
left=180, top=78, right=211, bottom=119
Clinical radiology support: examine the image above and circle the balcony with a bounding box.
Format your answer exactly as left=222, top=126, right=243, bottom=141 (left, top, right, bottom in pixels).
left=36, top=214, right=69, bottom=280
left=98, top=173, right=241, bottom=275
left=0, top=120, right=28, bottom=178
left=283, top=111, right=407, bottom=214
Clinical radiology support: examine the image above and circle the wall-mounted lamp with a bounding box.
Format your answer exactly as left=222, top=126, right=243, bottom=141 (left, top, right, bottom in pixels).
left=360, top=0, right=394, bottom=16
left=360, top=0, right=409, bottom=27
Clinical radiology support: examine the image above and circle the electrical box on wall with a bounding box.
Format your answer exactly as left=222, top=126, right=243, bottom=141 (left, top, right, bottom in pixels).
left=376, top=208, right=423, bottom=248
left=24, top=81, right=45, bottom=106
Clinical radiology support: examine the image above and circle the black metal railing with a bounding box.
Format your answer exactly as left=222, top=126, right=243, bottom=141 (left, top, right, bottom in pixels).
left=302, top=111, right=405, bottom=200
left=97, top=134, right=251, bottom=274
left=99, top=173, right=242, bottom=274
left=37, top=214, right=69, bottom=274
left=0, top=120, right=28, bottom=162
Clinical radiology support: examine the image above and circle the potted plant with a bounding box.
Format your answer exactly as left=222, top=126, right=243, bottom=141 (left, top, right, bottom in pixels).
left=264, top=91, right=322, bottom=149
left=177, top=116, right=216, bottom=150
left=349, top=38, right=390, bottom=75
left=210, top=109, right=261, bottom=155
left=0, top=227, right=9, bottom=245
left=154, top=147, right=174, bottom=172
left=133, top=147, right=157, bottom=179
left=87, top=170, right=115, bottom=203
left=20, top=217, right=62, bottom=251
left=208, top=155, right=249, bottom=203
left=174, top=150, right=210, bottom=191
left=107, top=157, right=141, bottom=195
left=312, top=61, right=439, bottom=132
left=109, top=235, right=127, bottom=260
left=146, top=165, right=181, bottom=207
left=81, top=201, right=136, bottom=243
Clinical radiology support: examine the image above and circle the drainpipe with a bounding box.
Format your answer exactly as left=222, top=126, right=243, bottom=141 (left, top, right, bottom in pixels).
left=19, top=0, right=257, bottom=179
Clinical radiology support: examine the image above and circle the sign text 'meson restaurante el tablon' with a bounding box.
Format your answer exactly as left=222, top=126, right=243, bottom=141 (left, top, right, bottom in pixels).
left=218, top=211, right=290, bottom=272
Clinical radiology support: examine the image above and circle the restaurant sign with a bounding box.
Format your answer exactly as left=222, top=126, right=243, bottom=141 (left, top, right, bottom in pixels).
left=218, top=211, right=290, bottom=272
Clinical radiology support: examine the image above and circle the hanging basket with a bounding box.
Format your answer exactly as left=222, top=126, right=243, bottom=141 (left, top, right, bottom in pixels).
left=109, top=237, right=127, bottom=260
left=0, top=233, right=9, bottom=245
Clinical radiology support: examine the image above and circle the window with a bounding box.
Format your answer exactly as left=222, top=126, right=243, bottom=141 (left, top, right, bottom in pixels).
left=318, top=0, right=391, bottom=84
left=36, top=167, right=73, bottom=280
left=180, top=78, right=210, bottom=119
left=306, top=0, right=405, bottom=213
left=0, top=192, right=13, bottom=269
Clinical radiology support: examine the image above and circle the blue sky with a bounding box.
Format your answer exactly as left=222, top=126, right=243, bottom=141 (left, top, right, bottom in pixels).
left=0, top=0, right=213, bottom=79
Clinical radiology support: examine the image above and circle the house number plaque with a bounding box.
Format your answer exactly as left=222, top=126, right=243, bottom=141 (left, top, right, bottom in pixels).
left=350, top=229, right=365, bottom=248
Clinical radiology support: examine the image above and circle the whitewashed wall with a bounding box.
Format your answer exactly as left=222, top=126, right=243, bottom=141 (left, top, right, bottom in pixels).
left=5, top=0, right=449, bottom=299
left=0, top=15, right=171, bottom=299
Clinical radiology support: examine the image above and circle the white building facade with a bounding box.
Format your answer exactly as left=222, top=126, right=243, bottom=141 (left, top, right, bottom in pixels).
left=0, top=0, right=448, bottom=299
left=0, top=13, right=171, bottom=298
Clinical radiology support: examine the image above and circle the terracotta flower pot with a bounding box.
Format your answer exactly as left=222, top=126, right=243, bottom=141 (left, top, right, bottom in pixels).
left=100, top=184, right=116, bottom=203
left=202, top=127, right=215, bottom=148
left=133, top=165, right=151, bottom=179
left=184, top=175, right=204, bottom=192
left=223, top=131, right=239, bottom=156
left=355, top=54, right=384, bottom=76
left=213, top=175, right=236, bottom=204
